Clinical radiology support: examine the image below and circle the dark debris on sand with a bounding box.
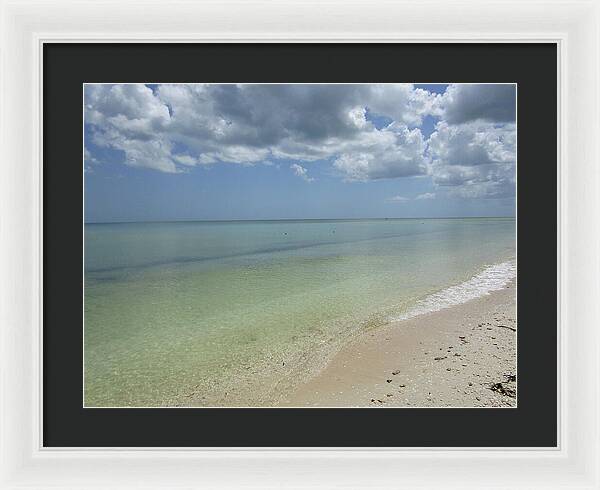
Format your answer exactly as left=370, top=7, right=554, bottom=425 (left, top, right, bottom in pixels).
left=489, top=381, right=516, bottom=398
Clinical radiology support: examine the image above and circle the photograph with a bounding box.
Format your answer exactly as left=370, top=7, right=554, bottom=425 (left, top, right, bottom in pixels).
left=83, top=83, right=517, bottom=409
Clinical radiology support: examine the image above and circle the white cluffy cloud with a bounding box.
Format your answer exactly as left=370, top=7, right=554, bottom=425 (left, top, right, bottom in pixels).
left=388, top=195, right=410, bottom=203
left=84, top=83, right=516, bottom=199
left=427, top=120, right=516, bottom=199
left=388, top=192, right=436, bottom=203
left=290, top=163, right=314, bottom=182
left=332, top=123, right=428, bottom=181
left=84, top=84, right=436, bottom=180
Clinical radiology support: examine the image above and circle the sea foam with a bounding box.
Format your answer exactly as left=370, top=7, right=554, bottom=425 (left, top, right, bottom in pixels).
left=391, top=260, right=516, bottom=322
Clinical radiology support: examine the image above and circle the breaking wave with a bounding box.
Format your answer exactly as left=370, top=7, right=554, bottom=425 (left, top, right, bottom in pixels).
left=391, top=260, right=516, bottom=322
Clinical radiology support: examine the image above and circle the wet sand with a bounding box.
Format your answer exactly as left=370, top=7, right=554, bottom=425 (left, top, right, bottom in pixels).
left=280, top=280, right=516, bottom=408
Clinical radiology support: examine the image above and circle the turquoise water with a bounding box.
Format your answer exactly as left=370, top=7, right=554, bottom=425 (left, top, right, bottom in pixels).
left=84, top=218, right=515, bottom=407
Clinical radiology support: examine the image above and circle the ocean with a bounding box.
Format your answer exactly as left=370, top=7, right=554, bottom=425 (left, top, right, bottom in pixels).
left=84, top=218, right=516, bottom=407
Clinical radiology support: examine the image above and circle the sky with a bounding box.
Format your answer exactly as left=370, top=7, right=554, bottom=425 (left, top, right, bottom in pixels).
left=84, top=83, right=516, bottom=222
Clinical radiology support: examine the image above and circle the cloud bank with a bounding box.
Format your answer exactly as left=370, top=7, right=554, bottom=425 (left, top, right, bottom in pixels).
left=85, top=83, right=515, bottom=199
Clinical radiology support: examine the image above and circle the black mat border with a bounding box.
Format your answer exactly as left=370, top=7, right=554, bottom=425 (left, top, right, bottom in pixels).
left=44, top=43, right=557, bottom=447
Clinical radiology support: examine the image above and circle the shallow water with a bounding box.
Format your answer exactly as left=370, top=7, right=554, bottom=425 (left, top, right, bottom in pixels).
left=84, top=218, right=515, bottom=407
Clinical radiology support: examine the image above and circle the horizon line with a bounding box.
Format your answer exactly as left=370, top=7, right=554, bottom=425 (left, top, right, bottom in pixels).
left=85, top=216, right=516, bottom=225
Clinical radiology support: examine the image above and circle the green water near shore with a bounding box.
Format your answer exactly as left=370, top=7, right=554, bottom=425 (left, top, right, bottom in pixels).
left=84, top=218, right=515, bottom=407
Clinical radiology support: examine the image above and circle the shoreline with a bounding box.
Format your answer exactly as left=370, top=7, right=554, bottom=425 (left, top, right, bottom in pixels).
left=86, top=262, right=517, bottom=408
left=278, top=279, right=516, bottom=408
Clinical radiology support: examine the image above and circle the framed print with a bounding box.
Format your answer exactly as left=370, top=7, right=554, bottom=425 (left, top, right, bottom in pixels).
left=1, top=0, right=599, bottom=489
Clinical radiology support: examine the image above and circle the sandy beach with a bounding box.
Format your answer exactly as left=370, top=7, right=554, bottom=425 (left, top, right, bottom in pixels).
left=280, top=280, right=516, bottom=408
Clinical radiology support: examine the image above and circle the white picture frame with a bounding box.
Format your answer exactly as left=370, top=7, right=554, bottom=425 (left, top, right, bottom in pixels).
left=1, top=0, right=598, bottom=488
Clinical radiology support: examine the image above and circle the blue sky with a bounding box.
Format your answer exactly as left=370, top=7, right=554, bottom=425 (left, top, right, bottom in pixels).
left=84, top=83, right=516, bottom=222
